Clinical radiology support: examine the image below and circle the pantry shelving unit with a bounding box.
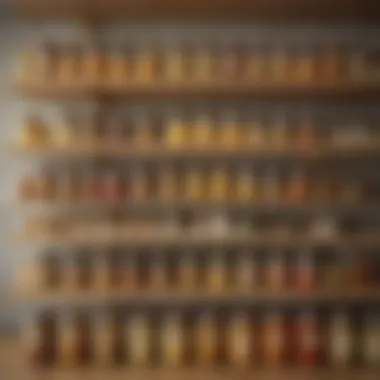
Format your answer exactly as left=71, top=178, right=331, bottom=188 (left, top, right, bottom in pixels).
left=10, top=0, right=380, bottom=379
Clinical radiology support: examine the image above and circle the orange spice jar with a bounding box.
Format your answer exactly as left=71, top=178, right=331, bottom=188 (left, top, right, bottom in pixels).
left=246, top=46, right=267, bottom=82
left=184, top=166, right=205, bottom=200
left=209, top=167, right=231, bottom=201
left=192, top=113, right=214, bottom=148
left=293, top=48, right=316, bottom=83
left=157, top=164, right=178, bottom=201
left=266, top=250, right=286, bottom=291
left=161, top=313, right=184, bottom=367
left=163, top=45, right=186, bottom=82
left=57, top=313, right=79, bottom=367
left=318, top=46, right=343, bottom=81
left=56, top=45, right=81, bottom=84
left=296, top=311, right=319, bottom=367
left=297, top=113, right=317, bottom=150
left=286, top=169, right=308, bottom=203
left=271, top=47, right=289, bottom=82
left=93, top=313, right=115, bottom=366
left=262, top=311, right=285, bottom=368
left=134, top=45, right=157, bottom=83
left=246, top=116, right=266, bottom=147
left=219, top=112, right=240, bottom=148
left=165, top=113, right=188, bottom=148
left=207, top=251, right=227, bottom=294
left=108, top=47, right=129, bottom=83
left=82, top=46, right=103, bottom=84
left=195, top=312, right=218, bottom=366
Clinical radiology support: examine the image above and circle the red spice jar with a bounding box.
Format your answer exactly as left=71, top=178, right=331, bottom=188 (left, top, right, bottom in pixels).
left=294, top=252, right=316, bottom=291
left=262, top=311, right=285, bottom=368
left=296, top=311, right=319, bottom=367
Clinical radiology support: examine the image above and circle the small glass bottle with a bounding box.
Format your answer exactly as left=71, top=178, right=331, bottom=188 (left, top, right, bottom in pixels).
left=93, top=256, right=109, bottom=291
left=207, top=251, right=227, bottom=293
left=22, top=315, right=48, bottom=365
left=39, top=167, right=56, bottom=201
left=297, top=113, right=317, bottom=150
left=294, top=48, right=316, bottom=82
left=57, top=313, right=78, bottom=367
left=287, top=169, right=308, bottom=203
left=93, top=313, right=114, bottom=366
left=234, top=252, right=257, bottom=292
left=20, top=115, right=50, bottom=147
left=82, top=46, right=103, bottom=84
left=246, top=46, right=267, bottom=82
left=294, top=252, right=315, bottom=291
left=228, top=312, right=251, bottom=368
left=132, top=109, right=155, bottom=148
left=271, top=112, right=289, bottom=148
left=195, top=312, right=218, bottom=366
left=263, top=311, right=284, bottom=368
left=163, top=44, right=185, bottom=82
left=328, top=311, right=353, bottom=368
left=235, top=167, right=258, bottom=203
left=266, top=250, right=286, bottom=291
left=157, top=164, right=177, bottom=201
left=130, top=165, right=150, bottom=202
left=262, top=167, right=282, bottom=203
left=192, top=47, right=213, bottom=82
left=362, top=312, right=380, bottom=368
left=192, top=113, right=214, bottom=147
left=209, top=167, right=230, bottom=201
left=318, top=46, right=342, bottom=81
left=219, top=45, right=240, bottom=81
left=150, top=255, right=167, bottom=291
left=219, top=111, right=240, bottom=148
left=161, top=313, right=184, bottom=367
left=56, top=45, right=80, bottom=84
left=19, top=175, right=39, bottom=201
left=108, top=47, right=129, bottom=83
left=165, top=112, right=188, bottom=148
left=134, top=45, right=157, bottom=83
left=296, top=311, right=319, bottom=367
left=246, top=116, right=266, bottom=147
left=179, top=252, right=198, bottom=291
left=184, top=166, right=204, bottom=200
left=125, top=313, right=151, bottom=367
left=271, top=47, right=289, bottom=82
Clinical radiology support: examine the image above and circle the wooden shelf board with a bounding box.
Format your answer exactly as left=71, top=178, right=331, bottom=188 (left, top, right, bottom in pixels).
left=13, top=81, right=380, bottom=100
left=16, top=231, right=380, bottom=248
left=9, top=144, right=380, bottom=158
left=14, top=0, right=380, bottom=22
left=15, top=289, right=380, bottom=305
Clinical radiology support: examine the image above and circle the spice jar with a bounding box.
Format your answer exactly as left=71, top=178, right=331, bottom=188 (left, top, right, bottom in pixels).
left=293, top=48, right=316, bottom=82
left=82, top=46, right=103, bottom=83
left=286, top=169, right=308, bottom=203
left=125, top=313, right=151, bottom=366
left=179, top=252, right=198, bottom=291
left=207, top=251, right=227, bottom=293
left=36, top=44, right=58, bottom=83
left=209, top=167, right=230, bottom=201
left=101, top=170, right=121, bottom=202
left=228, top=313, right=251, bottom=368
left=263, top=311, right=284, bottom=367
left=208, top=212, right=231, bottom=238
left=22, top=315, right=48, bottom=365
left=296, top=311, right=319, bottom=367
left=195, top=312, right=218, bottom=366
left=21, top=115, right=50, bottom=147
left=246, top=47, right=267, bottom=82
left=39, top=168, right=56, bottom=201
left=271, top=47, right=289, bottom=82
left=271, top=112, right=289, bottom=148
left=219, top=112, right=240, bottom=148
left=192, top=113, right=214, bottom=147
left=246, top=116, right=266, bottom=147
left=57, top=313, right=79, bottom=367
left=165, top=113, right=188, bottom=148
left=184, top=167, right=204, bottom=200
left=19, top=175, right=39, bottom=201
left=93, top=256, right=109, bottom=290
left=262, top=168, right=282, bottom=203
left=106, top=115, right=127, bottom=148
left=163, top=45, right=185, bottom=82
left=108, top=47, right=129, bottom=83
left=328, top=311, right=353, bottom=367
left=150, top=255, right=167, bottom=291
left=218, top=45, right=241, bottom=81
left=318, top=46, right=342, bottom=81
left=362, top=312, right=380, bottom=367
left=266, top=251, right=286, bottom=291
left=297, top=113, right=317, bottom=149
left=234, top=251, right=257, bottom=291
left=294, top=252, right=315, bottom=291
left=235, top=167, right=258, bottom=202
left=161, top=313, right=184, bottom=367
left=192, top=47, right=213, bottom=81
left=130, top=166, right=150, bottom=201
left=17, top=49, right=38, bottom=84
left=132, top=109, right=155, bottom=148
left=56, top=45, right=80, bottom=84
left=56, top=168, right=76, bottom=201
left=134, top=45, right=156, bottom=83
left=41, top=255, right=63, bottom=291
left=93, top=313, right=114, bottom=366
left=53, top=114, right=79, bottom=149
left=157, top=164, right=177, bottom=201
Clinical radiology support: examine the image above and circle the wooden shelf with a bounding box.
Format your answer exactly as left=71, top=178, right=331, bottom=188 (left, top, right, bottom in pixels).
left=17, top=230, right=380, bottom=248
left=14, top=0, right=380, bottom=22
left=9, top=144, right=380, bottom=159
left=16, top=289, right=380, bottom=306
left=13, top=81, right=380, bottom=100
left=13, top=200, right=380, bottom=215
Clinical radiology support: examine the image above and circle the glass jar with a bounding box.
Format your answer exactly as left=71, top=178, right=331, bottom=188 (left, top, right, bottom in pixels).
left=37, top=44, right=58, bottom=83
left=192, top=47, right=213, bottom=82
left=296, top=311, right=319, bottom=367
left=195, top=312, right=218, bottom=366
left=219, top=45, right=241, bottom=81
left=150, top=255, right=167, bottom=291
left=22, top=315, right=47, bottom=365
left=57, top=313, right=79, bottom=367
left=235, top=167, right=258, bottom=202
left=287, top=169, right=308, bottom=203
left=266, top=251, right=286, bottom=291
left=262, top=168, right=282, bottom=203
left=294, top=252, right=315, bottom=291
left=246, top=116, right=266, bottom=147
left=228, top=313, right=251, bottom=368
left=219, top=112, right=240, bottom=148
left=161, top=313, right=184, bottom=367
left=207, top=251, right=227, bottom=293
left=19, top=175, right=39, bottom=201
left=192, top=113, right=214, bottom=147
left=82, top=46, right=103, bottom=84
left=93, top=313, right=114, bottom=366
left=179, top=252, right=198, bottom=291
left=56, top=45, right=80, bottom=84
left=157, top=164, right=177, bottom=201
left=294, top=48, right=316, bottom=82
left=318, top=46, right=342, bottom=81
left=130, top=166, right=150, bottom=201
left=329, top=312, right=353, bottom=367
left=134, top=46, right=156, bottom=83
left=165, top=113, right=187, bottom=148
left=234, top=252, right=257, bottom=291
left=209, top=167, right=230, bottom=201
left=108, top=47, right=129, bottom=83
left=101, top=170, right=121, bottom=202
left=297, top=113, right=317, bottom=149
left=362, top=313, right=380, bottom=367
left=125, top=313, right=150, bottom=366
left=132, top=110, right=155, bottom=148
left=21, top=115, right=50, bottom=147
left=163, top=45, right=185, bottom=82
left=246, top=47, right=267, bottom=82
left=39, top=168, right=56, bottom=201
left=263, top=311, right=284, bottom=367
left=184, top=167, right=204, bottom=200
left=271, top=47, right=289, bottom=82
left=271, top=112, right=289, bottom=148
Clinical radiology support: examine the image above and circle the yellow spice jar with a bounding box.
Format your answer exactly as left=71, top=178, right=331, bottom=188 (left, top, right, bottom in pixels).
left=134, top=46, right=156, bottom=83
left=161, top=313, right=184, bottom=367
left=192, top=113, right=214, bottom=147
left=184, top=167, right=204, bottom=200
left=209, top=167, right=230, bottom=201
left=195, top=312, right=218, bottom=366
left=165, top=114, right=188, bottom=148
left=219, top=112, right=240, bottom=148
